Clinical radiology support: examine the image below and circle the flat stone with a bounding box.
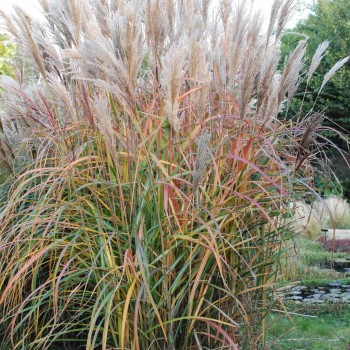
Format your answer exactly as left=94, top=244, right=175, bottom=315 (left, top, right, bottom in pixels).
left=341, top=295, right=350, bottom=302
left=309, top=290, right=325, bottom=294
left=290, top=290, right=302, bottom=295
left=287, top=295, right=303, bottom=300
left=328, top=293, right=341, bottom=298
left=326, top=297, right=341, bottom=302
left=329, top=282, right=342, bottom=287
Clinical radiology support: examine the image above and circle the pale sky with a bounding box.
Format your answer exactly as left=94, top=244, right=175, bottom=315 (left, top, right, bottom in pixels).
left=0, top=0, right=41, bottom=14
left=0, top=0, right=311, bottom=27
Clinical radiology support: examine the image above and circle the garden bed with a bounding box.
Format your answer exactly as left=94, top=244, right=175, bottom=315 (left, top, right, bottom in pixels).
left=318, top=236, right=350, bottom=252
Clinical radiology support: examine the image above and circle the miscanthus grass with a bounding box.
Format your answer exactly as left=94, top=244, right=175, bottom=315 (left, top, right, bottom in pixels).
left=0, top=0, right=348, bottom=349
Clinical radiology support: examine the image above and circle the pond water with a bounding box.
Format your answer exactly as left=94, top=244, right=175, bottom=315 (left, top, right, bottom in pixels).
left=322, top=259, right=350, bottom=273
left=281, top=282, right=350, bottom=303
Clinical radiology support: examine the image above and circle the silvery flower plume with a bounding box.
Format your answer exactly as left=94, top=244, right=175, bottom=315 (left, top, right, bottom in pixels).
left=192, top=130, right=211, bottom=192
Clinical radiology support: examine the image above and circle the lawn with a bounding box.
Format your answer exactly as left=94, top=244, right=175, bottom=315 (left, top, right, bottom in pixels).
left=268, top=303, right=350, bottom=350
left=0, top=0, right=349, bottom=349
left=272, top=235, right=350, bottom=349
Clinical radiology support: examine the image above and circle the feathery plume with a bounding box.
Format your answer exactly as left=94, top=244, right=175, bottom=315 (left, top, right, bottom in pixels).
left=193, top=130, right=211, bottom=191
left=320, top=56, right=349, bottom=92
left=145, top=0, right=166, bottom=57
left=307, top=40, right=329, bottom=84
left=200, top=0, right=212, bottom=24
left=266, top=0, right=283, bottom=42
left=220, top=0, right=232, bottom=30
left=0, top=10, right=19, bottom=37
left=12, top=7, right=48, bottom=81
left=94, top=97, right=116, bottom=155
left=296, top=112, right=324, bottom=170
left=160, top=44, right=188, bottom=133
left=257, top=44, right=281, bottom=114
left=278, top=39, right=306, bottom=106
left=276, top=0, right=296, bottom=39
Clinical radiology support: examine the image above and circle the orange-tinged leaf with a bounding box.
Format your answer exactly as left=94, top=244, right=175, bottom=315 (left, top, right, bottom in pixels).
left=238, top=138, right=254, bottom=172
left=177, top=85, right=204, bottom=101
left=227, top=92, right=240, bottom=115
left=204, top=320, right=239, bottom=350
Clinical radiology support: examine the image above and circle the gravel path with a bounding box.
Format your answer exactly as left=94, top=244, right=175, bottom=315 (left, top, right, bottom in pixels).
left=325, top=229, right=350, bottom=240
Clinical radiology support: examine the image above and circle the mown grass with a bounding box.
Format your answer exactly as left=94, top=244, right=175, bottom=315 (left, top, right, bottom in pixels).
left=267, top=303, right=350, bottom=350
left=276, top=237, right=350, bottom=350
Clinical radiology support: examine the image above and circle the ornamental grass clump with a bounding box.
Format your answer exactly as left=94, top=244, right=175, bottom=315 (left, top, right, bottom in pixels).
left=0, top=0, right=348, bottom=349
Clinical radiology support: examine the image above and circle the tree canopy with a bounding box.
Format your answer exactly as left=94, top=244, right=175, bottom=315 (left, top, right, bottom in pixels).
left=282, top=0, right=350, bottom=198
left=0, top=33, right=14, bottom=77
